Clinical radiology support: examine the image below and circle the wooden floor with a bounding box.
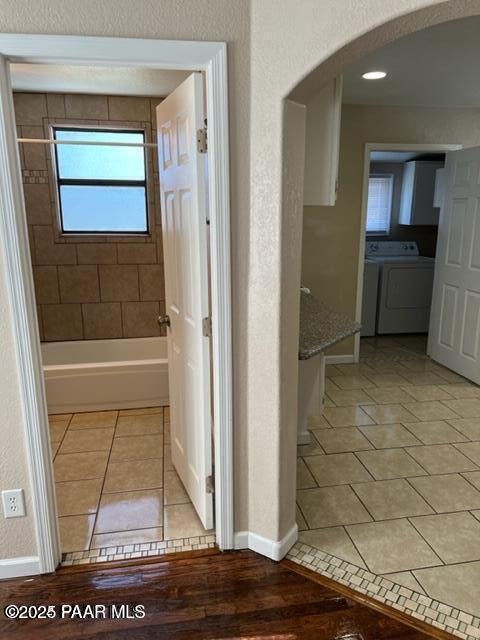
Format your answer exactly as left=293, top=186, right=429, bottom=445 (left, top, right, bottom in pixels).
left=0, top=550, right=444, bottom=639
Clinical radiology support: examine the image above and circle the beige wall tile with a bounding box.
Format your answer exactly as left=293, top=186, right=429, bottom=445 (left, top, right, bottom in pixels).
left=122, top=301, right=159, bottom=338
left=23, top=183, right=52, bottom=225
left=139, top=264, right=164, bottom=301
left=117, top=243, right=157, bottom=264
left=21, top=125, right=47, bottom=170
left=59, top=265, right=99, bottom=303
left=42, top=304, right=83, bottom=341
left=17, top=91, right=165, bottom=342
left=33, top=266, right=59, bottom=304
left=13, top=92, right=46, bottom=125
left=83, top=302, right=122, bottom=339
left=99, top=265, right=139, bottom=301
left=108, top=96, right=150, bottom=121
left=77, top=243, right=117, bottom=264
left=46, top=94, right=66, bottom=118
left=65, top=94, right=108, bottom=119
left=33, top=226, right=77, bottom=265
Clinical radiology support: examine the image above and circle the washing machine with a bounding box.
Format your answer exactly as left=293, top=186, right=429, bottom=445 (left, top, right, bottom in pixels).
left=365, top=241, right=435, bottom=334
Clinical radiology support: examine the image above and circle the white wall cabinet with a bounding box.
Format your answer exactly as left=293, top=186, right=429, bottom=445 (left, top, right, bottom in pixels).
left=303, top=76, right=343, bottom=206
left=399, top=160, right=444, bottom=225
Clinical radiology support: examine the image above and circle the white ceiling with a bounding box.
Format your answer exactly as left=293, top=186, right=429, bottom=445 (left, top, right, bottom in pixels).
left=343, top=16, right=480, bottom=107
left=9, top=63, right=190, bottom=96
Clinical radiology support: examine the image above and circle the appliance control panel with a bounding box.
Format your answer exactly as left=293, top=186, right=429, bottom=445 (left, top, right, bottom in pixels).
left=365, top=241, right=419, bottom=257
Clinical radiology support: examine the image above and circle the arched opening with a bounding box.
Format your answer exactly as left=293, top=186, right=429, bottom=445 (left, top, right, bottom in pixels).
left=280, top=6, right=480, bottom=624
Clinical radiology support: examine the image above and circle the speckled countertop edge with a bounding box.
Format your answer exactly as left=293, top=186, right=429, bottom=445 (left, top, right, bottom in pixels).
left=299, top=290, right=361, bottom=360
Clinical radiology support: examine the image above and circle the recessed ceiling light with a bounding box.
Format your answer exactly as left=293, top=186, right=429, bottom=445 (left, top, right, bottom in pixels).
left=362, top=70, right=387, bottom=80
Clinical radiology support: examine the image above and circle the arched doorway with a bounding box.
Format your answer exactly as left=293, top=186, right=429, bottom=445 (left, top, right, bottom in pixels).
left=274, top=4, right=480, bottom=630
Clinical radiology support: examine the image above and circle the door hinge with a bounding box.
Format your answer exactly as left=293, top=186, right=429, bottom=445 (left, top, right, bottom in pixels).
left=197, top=127, right=208, bottom=153
left=206, top=475, right=215, bottom=494
left=202, top=316, right=212, bottom=337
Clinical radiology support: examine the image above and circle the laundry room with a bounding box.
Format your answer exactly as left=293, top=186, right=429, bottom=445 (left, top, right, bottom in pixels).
left=361, top=148, right=447, bottom=339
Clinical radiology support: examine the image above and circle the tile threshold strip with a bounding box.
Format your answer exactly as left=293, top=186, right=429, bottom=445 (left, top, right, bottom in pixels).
left=62, top=534, right=216, bottom=566
left=287, top=541, right=480, bottom=640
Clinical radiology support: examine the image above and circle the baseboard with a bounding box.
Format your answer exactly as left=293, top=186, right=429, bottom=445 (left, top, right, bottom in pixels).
left=234, top=524, right=298, bottom=561
left=233, top=531, right=249, bottom=550
left=324, top=354, right=357, bottom=364
left=0, top=556, right=40, bottom=580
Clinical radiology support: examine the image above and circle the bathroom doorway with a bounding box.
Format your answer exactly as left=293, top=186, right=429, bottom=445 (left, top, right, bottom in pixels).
left=0, top=35, right=233, bottom=573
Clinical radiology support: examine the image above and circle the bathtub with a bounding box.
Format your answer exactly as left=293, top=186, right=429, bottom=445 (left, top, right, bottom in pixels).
left=41, top=336, right=169, bottom=414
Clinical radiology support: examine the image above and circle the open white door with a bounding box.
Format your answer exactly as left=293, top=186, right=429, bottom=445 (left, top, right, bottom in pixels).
left=156, top=73, right=213, bottom=529
left=428, top=146, right=480, bottom=384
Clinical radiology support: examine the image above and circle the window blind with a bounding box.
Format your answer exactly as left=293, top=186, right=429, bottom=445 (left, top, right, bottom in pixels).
left=366, top=175, right=393, bottom=234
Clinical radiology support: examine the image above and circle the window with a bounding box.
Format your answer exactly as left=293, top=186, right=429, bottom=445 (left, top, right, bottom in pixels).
left=52, top=127, right=149, bottom=234
left=366, top=174, right=394, bottom=235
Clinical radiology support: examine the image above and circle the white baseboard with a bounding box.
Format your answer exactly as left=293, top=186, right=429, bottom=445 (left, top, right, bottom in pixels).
left=0, top=556, right=40, bottom=580
left=233, top=523, right=298, bottom=561
left=324, top=354, right=357, bottom=364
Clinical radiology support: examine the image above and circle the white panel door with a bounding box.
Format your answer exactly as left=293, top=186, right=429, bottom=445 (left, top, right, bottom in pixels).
left=156, top=73, right=213, bottom=529
left=428, top=146, right=480, bottom=384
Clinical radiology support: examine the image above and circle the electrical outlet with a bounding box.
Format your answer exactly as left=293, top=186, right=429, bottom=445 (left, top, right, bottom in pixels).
left=2, top=489, right=26, bottom=518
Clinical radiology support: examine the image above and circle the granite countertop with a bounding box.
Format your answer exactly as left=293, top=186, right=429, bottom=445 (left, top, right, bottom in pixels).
left=299, top=290, right=361, bottom=360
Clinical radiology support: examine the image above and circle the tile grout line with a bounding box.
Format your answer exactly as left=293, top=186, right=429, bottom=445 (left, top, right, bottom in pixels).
left=88, top=410, right=119, bottom=551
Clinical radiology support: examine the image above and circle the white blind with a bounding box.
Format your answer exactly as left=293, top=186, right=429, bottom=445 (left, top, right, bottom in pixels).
left=366, top=175, right=393, bottom=234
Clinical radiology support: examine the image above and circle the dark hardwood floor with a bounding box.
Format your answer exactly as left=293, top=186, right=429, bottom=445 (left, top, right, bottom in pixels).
left=0, top=550, right=446, bottom=639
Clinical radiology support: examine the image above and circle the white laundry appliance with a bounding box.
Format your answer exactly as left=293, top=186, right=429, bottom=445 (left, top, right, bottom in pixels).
left=365, top=241, right=435, bottom=334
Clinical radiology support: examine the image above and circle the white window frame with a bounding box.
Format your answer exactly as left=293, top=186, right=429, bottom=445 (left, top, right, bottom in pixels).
left=366, top=173, right=394, bottom=236
left=0, top=34, right=233, bottom=575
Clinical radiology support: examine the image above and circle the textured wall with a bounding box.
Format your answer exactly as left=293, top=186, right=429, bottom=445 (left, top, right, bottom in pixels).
left=302, top=104, right=480, bottom=357
left=1, top=0, right=479, bottom=565
left=15, top=91, right=166, bottom=342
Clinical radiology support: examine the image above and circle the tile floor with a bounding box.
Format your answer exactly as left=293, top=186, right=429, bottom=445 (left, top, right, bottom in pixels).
left=296, top=335, right=480, bottom=618
left=49, top=405, right=214, bottom=562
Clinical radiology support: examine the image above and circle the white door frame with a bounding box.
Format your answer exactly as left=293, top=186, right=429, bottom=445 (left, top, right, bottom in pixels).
left=0, top=34, right=233, bottom=573
left=354, top=142, right=462, bottom=361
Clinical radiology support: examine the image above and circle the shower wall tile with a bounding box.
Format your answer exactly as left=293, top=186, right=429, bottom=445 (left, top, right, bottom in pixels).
left=33, top=266, right=60, bottom=304
left=33, top=226, right=77, bottom=265
left=59, top=266, right=100, bottom=303
left=13, top=93, right=47, bottom=125
left=83, top=303, right=123, bottom=340
left=16, top=91, right=166, bottom=342
left=65, top=94, right=108, bottom=120
left=43, top=304, right=83, bottom=341
left=139, top=265, right=164, bottom=301
left=23, top=183, right=52, bottom=225
left=108, top=96, right=150, bottom=121
left=77, top=244, right=117, bottom=265
left=21, top=126, right=47, bottom=170
left=46, top=94, right=66, bottom=119
left=122, top=301, right=160, bottom=338
left=99, top=265, right=139, bottom=302
left=117, top=243, right=157, bottom=264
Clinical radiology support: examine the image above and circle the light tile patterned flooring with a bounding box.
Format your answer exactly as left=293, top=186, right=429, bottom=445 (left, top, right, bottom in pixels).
left=49, top=405, right=214, bottom=563
left=296, top=335, right=480, bottom=619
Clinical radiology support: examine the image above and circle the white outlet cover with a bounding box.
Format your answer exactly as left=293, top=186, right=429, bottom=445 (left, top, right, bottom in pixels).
left=2, top=489, right=26, bottom=518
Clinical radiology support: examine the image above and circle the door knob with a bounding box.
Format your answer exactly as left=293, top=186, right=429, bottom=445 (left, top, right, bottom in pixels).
left=158, top=314, right=170, bottom=328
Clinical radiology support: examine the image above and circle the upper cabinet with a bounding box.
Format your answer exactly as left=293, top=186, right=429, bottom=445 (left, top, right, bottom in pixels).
left=399, top=160, right=444, bottom=225
left=303, top=76, right=343, bottom=207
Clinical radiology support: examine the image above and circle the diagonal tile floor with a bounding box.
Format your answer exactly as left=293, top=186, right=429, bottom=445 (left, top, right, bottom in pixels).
left=49, top=405, right=214, bottom=563
left=296, top=335, right=480, bottom=618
